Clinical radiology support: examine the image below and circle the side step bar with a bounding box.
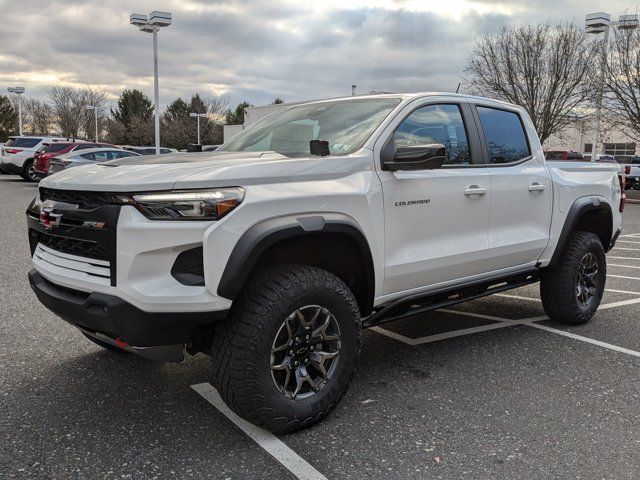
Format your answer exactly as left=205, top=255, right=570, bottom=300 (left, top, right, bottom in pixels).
left=362, top=269, right=539, bottom=329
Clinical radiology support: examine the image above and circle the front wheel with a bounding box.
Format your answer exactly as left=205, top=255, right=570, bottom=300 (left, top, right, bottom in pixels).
left=210, top=265, right=361, bottom=433
left=540, top=231, right=606, bottom=325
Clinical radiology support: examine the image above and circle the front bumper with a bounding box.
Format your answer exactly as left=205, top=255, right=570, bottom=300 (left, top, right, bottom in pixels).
left=29, top=269, right=228, bottom=361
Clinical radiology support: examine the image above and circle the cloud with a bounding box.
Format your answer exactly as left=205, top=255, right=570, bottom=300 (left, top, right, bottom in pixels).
left=0, top=0, right=636, bottom=109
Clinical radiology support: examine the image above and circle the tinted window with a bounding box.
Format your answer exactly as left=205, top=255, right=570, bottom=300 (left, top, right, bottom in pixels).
left=6, top=137, right=41, bottom=148
left=43, top=142, right=72, bottom=153
left=477, top=107, right=530, bottom=164
left=394, top=104, right=471, bottom=166
left=80, top=153, right=96, bottom=161
left=74, top=144, right=96, bottom=151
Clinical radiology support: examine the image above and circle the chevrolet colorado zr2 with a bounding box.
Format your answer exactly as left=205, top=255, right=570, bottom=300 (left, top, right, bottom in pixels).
left=26, top=93, right=624, bottom=433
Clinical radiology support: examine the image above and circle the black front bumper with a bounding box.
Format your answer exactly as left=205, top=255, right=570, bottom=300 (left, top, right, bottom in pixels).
left=28, top=269, right=228, bottom=350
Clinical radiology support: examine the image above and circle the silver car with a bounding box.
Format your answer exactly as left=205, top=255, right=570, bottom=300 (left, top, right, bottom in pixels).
left=49, top=148, right=141, bottom=174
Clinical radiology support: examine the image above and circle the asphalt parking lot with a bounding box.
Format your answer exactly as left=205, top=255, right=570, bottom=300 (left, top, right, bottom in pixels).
left=3, top=175, right=640, bottom=479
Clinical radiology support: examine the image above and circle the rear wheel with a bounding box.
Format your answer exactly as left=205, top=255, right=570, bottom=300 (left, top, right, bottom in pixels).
left=22, top=159, right=38, bottom=182
left=540, top=231, right=606, bottom=325
left=211, top=265, right=361, bottom=433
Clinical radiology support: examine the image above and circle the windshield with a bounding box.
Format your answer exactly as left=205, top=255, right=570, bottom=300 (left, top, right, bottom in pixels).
left=220, top=98, right=401, bottom=157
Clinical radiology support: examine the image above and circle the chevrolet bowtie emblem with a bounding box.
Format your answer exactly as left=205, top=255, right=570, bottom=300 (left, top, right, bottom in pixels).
left=39, top=208, right=62, bottom=229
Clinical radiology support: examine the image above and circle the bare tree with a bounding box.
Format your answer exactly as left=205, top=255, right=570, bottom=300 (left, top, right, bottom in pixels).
left=24, top=98, right=54, bottom=135
left=464, top=23, right=593, bottom=144
left=48, top=86, right=108, bottom=140
left=602, top=26, right=640, bottom=142
left=49, top=86, right=85, bottom=139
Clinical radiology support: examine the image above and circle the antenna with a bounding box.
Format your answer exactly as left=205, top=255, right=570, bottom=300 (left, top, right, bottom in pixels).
left=456, top=83, right=461, bottom=93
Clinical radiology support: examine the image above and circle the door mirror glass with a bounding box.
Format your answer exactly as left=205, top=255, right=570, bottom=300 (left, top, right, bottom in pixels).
left=385, top=143, right=446, bottom=171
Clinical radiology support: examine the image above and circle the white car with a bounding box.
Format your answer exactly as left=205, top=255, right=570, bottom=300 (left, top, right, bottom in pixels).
left=48, top=148, right=141, bottom=174
left=27, top=93, right=623, bottom=433
left=0, top=136, right=66, bottom=181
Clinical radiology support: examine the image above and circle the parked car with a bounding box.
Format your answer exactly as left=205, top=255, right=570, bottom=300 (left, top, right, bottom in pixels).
left=48, top=148, right=141, bottom=174
left=0, top=136, right=66, bottom=181
left=622, top=156, right=640, bottom=190
left=544, top=150, right=584, bottom=160
left=594, top=154, right=617, bottom=163
left=27, top=93, right=623, bottom=433
left=33, top=141, right=118, bottom=178
left=123, top=146, right=177, bottom=155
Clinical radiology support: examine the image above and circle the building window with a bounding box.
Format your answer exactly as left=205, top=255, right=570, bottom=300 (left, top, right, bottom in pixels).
left=584, top=143, right=592, bottom=153
left=603, top=143, right=636, bottom=158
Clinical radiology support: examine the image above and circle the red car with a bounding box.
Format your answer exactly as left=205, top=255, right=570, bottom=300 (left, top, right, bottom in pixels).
left=33, top=141, right=116, bottom=178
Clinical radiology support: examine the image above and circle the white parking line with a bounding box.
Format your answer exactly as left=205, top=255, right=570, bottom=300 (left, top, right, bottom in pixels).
left=607, top=255, right=640, bottom=260
left=373, top=296, right=640, bottom=346
left=616, top=240, right=640, bottom=245
left=524, top=322, right=640, bottom=358
left=609, top=274, right=640, bottom=280
left=371, top=320, right=522, bottom=345
left=598, top=297, right=640, bottom=310
left=191, top=383, right=328, bottom=480
left=609, top=263, right=640, bottom=269
left=612, top=247, right=640, bottom=251
left=620, top=233, right=640, bottom=237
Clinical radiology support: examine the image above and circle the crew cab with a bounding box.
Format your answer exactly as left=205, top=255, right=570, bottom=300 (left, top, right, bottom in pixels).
left=26, top=93, right=623, bottom=433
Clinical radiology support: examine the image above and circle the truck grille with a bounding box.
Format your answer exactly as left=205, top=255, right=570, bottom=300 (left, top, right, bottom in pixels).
left=36, top=232, right=109, bottom=262
left=39, top=187, right=121, bottom=209
left=27, top=190, right=121, bottom=286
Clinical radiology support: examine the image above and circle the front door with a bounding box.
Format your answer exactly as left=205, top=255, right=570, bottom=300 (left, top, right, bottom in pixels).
left=377, top=100, right=492, bottom=296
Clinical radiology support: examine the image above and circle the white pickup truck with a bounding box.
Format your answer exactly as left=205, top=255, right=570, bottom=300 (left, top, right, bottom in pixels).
left=26, top=93, right=624, bottom=433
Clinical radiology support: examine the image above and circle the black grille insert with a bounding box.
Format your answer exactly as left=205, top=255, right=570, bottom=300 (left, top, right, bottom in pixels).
left=39, top=188, right=122, bottom=209
left=38, top=233, right=109, bottom=261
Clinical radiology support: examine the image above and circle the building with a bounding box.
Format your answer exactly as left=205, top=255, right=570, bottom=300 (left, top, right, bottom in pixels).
left=543, top=116, right=638, bottom=161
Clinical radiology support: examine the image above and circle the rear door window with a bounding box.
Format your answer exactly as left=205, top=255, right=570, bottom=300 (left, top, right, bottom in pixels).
left=476, top=107, right=531, bottom=164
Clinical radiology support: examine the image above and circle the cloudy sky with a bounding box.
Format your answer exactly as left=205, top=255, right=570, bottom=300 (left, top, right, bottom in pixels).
left=0, top=0, right=637, bottom=110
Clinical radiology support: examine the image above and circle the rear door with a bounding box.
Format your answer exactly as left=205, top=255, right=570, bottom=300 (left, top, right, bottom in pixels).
left=377, top=98, right=492, bottom=295
left=471, top=103, right=552, bottom=270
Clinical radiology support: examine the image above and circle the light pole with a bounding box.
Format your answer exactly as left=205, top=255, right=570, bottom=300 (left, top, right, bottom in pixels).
left=85, top=105, right=99, bottom=142
left=189, top=112, right=207, bottom=145
left=585, top=12, right=639, bottom=161
left=130, top=11, right=172, bottom=155
left=7, top=87, right=25, bottom=136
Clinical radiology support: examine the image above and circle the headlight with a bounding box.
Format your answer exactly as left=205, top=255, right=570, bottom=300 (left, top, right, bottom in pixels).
left=127, top=188, right=245, bottom=220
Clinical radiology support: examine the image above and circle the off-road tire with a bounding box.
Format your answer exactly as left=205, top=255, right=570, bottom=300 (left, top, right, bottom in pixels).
left=210, top=264, right=361, bottom=433
left=540, top=231, right=606, bottom=325
left=22, top=159, right=38, bottom=182
left=82, top=333, right=128, bottom=353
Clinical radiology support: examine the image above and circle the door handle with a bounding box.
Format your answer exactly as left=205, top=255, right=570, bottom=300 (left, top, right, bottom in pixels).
left=464, top=185, right=487, bottom=197
left=528, top=183, right=546, bottom=193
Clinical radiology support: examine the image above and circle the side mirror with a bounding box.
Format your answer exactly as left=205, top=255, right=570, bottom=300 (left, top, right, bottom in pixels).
left=383, top=142, right=447, bottom=171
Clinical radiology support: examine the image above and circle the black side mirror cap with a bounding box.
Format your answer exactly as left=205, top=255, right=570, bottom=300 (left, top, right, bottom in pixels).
left=383, top=142, right=447, bottom=171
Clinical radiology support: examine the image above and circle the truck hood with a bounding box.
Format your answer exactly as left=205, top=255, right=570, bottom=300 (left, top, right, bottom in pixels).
left=39, top=150, right=370, bottom=191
